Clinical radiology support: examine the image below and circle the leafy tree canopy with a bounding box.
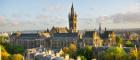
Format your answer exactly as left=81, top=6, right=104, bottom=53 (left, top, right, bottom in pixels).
left=99, top=47, right=128, bottom=60
left=125, top=40, right=134, bottom=47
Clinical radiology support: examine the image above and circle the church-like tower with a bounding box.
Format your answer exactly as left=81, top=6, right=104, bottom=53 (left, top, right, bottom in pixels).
left=99, top=22, right=101, bottom=34
left=68, top=3, right=77, bottom=32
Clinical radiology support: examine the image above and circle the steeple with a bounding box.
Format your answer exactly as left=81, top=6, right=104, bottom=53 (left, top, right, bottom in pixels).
left=99, top=22, right=101, bottom=34
left=71, top=3, right=74, bottom=10
left=71, top=3, right=74, bottom=16
left=105, top=27, right=107, bottom=32
left=68, top=3, right=77, bottom=33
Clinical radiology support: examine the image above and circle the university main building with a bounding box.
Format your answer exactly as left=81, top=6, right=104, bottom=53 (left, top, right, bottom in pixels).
left=10, top=4, right=103, bottom=50
left=10, top=4, right=80, bottom=49
left=8, top=3, right=140, bottom=60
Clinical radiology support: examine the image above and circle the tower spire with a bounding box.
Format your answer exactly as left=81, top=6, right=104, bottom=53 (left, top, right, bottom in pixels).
left=71, top=2, right=74, bottom=9
left=99, top=22, right=101, bottom=34
left=68, top=3, right=77, bottom=32
left=71, top=3, right=74, bottom=15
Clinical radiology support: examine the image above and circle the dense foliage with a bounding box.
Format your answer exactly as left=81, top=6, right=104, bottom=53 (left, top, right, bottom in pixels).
left=77, top=45, right=93, bottom=60
left=4, top=43, right=25, bottom=54
left=99, top=47, right=128, bottom=60
left=125, top=40, right=134, bottom=47
left=63, top=43, right=77, bottom=58
left=0, top=35, right=24, bottom=60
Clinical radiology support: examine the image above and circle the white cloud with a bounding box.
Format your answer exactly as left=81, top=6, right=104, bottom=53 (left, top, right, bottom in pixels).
left=95, top=4, right=140, bottom=29
left=96, top=4, right=140, bottom=23
left=46, top=4, right=66, bottom=13
left=111, top=12, right=140, bottom=23
left=121, top=3, right=140, bottom=13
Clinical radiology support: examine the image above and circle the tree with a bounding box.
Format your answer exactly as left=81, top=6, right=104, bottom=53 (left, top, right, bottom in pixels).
left=77, top=48, right=85, bottom=56
left=129, top=48, right=138, bottom=60
left=99, top=47, right=128, bottom=60
left=80, top=56, right=87, bottom=60
left=4, top=43, right=25, bottom=54
left=84, top=45, right=93, bottom=59
left=0, top=45, right=10, bottom=60
left=68, top=43, right=77, bottom=58
left=77, top=45, right=93, bottom=60
left=116, top=36, right=123, bottom=46
left=11, top=54, right=24, bottom=60
left=63, top=47, right=69, bottom=54
left=69, top=43, right=77, bottom=52
left=0, top=36, right=8, bottom=44
left=14, top=45, right=25, bottom=54
left=137, top=50, right=140, bottom=60
left=63, top=43, right=77, bottom=58
left=125, top=40, right=134, bottom=47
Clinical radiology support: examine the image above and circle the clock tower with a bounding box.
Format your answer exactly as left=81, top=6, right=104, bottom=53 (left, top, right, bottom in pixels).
left=68, top=3, right=77, bottom=32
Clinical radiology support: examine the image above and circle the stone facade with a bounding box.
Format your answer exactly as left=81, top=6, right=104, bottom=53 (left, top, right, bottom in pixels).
left=10, top=33, right=47, bottom=49
left=50, top=33, right=78, bottom=50
left=83, top=31, right=103, bottom=47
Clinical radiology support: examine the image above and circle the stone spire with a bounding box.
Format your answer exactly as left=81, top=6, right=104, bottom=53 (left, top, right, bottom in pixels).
left=68, top=3, right=77, bottom=32
left=99, top=22, right=101, bottom=34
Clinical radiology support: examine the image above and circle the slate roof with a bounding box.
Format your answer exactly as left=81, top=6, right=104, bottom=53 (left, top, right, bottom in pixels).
left=84, top=31, right=96, bottom=38
left=100, top=31, right=113, bottom=39
left=18, top=33, right=40, bottom=39
left=100, top=33, right=108, bottom=39
left=52, top=33, right=78, bottom=37
left=20, top=33, right=39, bottom=37
left=50, top=27, right=69, bottom=33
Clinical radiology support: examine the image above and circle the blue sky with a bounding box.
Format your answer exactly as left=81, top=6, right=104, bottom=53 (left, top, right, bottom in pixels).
left=0, top=0, right=140, bottom=31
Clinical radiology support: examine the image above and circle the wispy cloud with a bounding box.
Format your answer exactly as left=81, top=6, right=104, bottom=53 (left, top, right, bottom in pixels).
left=0, top=16, right=9, bottom=26
left=96, top=4, right=140, bottom=24
left=41, top=4, right=66, bottom=13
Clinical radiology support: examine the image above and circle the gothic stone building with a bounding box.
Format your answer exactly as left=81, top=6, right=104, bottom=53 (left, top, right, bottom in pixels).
left=49, top=4, right=79, bottom=50
left=10, top=32, right=48, bottom=49
left=50, top=33, right=78, bottom=50
left=83, top=31, right=103, bottom=47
